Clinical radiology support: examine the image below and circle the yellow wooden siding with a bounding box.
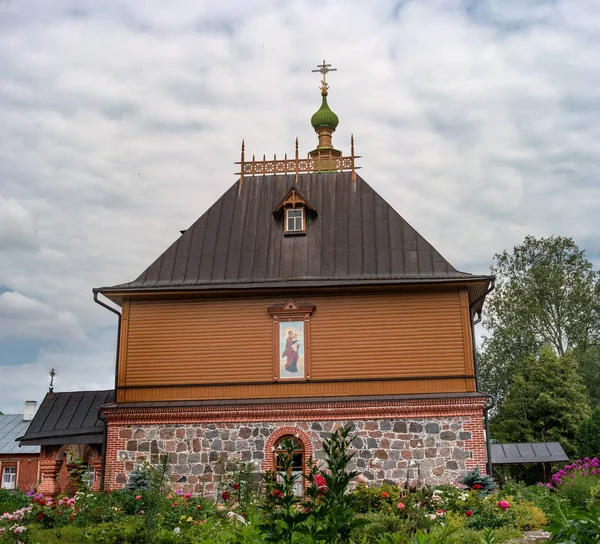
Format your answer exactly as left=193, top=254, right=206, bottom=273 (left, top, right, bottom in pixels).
left=119, top=289, right=474, bottom=401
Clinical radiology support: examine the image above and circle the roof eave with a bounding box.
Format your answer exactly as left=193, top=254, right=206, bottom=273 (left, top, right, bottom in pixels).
left=98, top=274, right=493, bottom=294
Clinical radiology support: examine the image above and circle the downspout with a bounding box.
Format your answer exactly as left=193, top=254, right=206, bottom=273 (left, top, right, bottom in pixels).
left=93, top=289, right=121, bottom=393
left=93, top=289, right=121, bottom=493
left=98, top=411, right=109, bottom=492
left=469, top=279, right=496, bottom=478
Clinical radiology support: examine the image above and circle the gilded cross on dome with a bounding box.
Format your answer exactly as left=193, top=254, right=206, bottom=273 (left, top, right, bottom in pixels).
left=312, top=60, right=337, bottom=95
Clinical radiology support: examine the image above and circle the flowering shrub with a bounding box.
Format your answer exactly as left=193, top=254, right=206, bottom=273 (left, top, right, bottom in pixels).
left=552, top=457, right=600, bottom=486
left=552, top=458, right=600, bottom=508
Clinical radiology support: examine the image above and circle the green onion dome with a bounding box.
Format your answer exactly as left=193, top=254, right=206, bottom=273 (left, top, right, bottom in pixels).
left=311, top=93, right=339, bottom=130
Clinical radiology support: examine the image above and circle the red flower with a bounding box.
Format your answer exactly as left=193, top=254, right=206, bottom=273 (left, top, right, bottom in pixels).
left=381, top=491, right=389, bottom=499
left=172, top=501, right=178, bottom=507
left=69, top=515, right=75, bottom=522
left=305, top=507, right=311, bottom=513
left=233, top=483, right=240, bottom=490
left=222, top=491, right=230, bottom=501
left=472, top=484, right=482, bottom=490
left=466, top=510, right=473, bottom=517
left=37, top=512, right=45, bottom=520
left=272, top=489, right=283, bottom=498
left=314, top=475, right=326, bottom=487
left=184, top=492, right=192, bottom=499
left=497, top=500, right=510, bottom=509
left=397, top=502, right=405, bottom=510
left=135, top=495, right=142, bottom=501
left=196, top=505, right=202, bottom=509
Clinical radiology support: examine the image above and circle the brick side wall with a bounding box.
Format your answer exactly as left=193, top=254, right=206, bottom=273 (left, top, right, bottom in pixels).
left=103, top=399, right=487, bottom=495
left=0, top=454, right=40, bottom=492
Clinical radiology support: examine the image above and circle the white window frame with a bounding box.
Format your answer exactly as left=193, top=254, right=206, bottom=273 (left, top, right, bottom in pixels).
left=285, top=208, right=304, bottom=233
left=2, top=466, right=17, bottom=489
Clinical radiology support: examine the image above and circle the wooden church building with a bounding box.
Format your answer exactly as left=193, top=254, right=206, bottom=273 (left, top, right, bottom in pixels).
left=94, top=63, right=494, bottom=494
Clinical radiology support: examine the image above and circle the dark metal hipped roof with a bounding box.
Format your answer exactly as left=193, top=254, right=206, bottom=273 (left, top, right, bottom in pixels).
left=491, top=442, right=569, bottom=465
left=18, top=390, right=115, bottom=446
left=99, top=173, right=492, bottom=301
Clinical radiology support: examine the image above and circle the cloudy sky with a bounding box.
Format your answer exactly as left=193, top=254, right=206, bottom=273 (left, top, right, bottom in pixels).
left=1, top=0, right=599, bottom=413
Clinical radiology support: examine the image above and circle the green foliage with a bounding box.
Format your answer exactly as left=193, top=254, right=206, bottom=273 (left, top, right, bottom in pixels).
left=479, top=235, right=600, bottom=402
left=507, top=498, right=548, bottom=530
left=318, top=424, right=368, bottom=544
left=124, top=462, right=151, bottom=491
left=215, top=457, right=258, bottom=514
left=350, top=483, right=403, bottom=514
left=498, top=480, right=556, bottom=514
left=0, top=488, right=29, bottom=513
left=459, top=468, right=496, bottom=494
left=556, top=473, right=600, bottom=508
left=490, top=346, right=591, bottom=456
left=575, top=346, right=600, bottom=409
left=259, top=438, right=308, bottom=544
left=577, top=405, right=600, bottom=458
left=142, top=455, right=170, bottom=544
left=67, top=457, right=93, bottom=493
left=547, top=498, right=600, bottom=543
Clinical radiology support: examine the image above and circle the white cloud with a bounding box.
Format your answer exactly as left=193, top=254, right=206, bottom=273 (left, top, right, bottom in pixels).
left=0, top=197, right=38, bottom=250
left=0, top=291, right=82, bottom=340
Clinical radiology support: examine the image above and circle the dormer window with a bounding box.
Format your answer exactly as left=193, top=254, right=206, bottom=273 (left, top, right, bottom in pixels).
left=273, top=186, right=317, bottom=236
left=286, top=208, right=304, bottom=233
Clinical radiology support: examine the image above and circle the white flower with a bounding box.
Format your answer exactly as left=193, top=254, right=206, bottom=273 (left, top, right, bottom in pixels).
left=227, top=511, right=247, bottom=524
left=173, top=527, right=181, bottom=534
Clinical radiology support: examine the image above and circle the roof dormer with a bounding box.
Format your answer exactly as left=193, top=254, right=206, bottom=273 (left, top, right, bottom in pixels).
left=273, top=186, right=317, bottom=235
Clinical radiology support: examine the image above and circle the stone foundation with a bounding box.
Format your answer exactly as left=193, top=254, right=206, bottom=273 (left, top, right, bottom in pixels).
left=103, top=396, right=487, bottom=495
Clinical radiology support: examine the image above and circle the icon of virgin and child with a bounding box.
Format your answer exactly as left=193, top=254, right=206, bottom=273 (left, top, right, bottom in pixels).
left=280, top=322, right=304, bottom=378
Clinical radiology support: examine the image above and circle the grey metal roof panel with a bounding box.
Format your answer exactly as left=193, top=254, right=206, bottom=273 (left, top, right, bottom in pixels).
left=0, top=414, right=40, bottom=454
left=491, top=442, right=569, bottom=465
left=18, top=390, right=115, bottom=445
left=101, top=173, right=489, bottom=293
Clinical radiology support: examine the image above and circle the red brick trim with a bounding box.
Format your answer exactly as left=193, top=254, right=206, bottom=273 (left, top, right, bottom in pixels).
left=102, top=398, right=486, bottom=425
left=261, top=426, right=314, bottom=472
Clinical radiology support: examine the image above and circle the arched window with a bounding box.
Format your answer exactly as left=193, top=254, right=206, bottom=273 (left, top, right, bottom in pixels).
left=274, top=435, right=305, bottom=496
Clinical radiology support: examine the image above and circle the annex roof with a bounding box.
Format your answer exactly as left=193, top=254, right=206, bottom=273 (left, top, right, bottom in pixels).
left=0, top=414, right=39, bottom=455
left=18, top=390, right=115, bottom=446
left=98, top=172, right=492, bottom=307
left=491, top=442, right=569, bottom=465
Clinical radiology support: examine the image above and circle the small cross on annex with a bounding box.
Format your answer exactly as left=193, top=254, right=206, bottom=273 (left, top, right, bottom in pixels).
left=25, top=61, right=495, bottom=497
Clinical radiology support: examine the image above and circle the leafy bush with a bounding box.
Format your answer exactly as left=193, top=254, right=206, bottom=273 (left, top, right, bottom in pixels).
left=459, top=467, right=496, bottom=494
left=499, top=480, right=555, bottom=514
left=576, top=406, right=600, bottom=459
left=0, top=488, right=29, bottom=514
left=510, top=499, right=548, bottom=530
left=547, top=499, right=600, bottom=543
left=557, top=473, right=600, bottom=508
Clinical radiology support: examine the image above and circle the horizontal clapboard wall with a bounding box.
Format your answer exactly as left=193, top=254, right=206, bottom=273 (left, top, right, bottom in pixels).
left=117, top=289, right=474, bottom=402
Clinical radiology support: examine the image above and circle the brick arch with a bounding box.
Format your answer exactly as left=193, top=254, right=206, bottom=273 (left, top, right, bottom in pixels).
left=261, top=426, right=314, bottom=472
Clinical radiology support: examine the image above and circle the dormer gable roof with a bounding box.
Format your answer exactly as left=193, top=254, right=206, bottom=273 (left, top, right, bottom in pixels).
left=272, top=186, right=317, bottom=217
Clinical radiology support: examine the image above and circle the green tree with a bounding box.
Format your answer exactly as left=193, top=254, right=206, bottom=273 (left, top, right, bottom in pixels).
left=576, top=406, right=600, bottom=459
left=480, top=235, right=600, bottom=401
left=575, top=346, right=600, bottom=409
left=490, top=346, right=591, bottom=457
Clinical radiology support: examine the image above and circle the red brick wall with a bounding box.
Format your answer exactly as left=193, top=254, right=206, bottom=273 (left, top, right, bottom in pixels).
left=0, top=454, right=40, bottom=492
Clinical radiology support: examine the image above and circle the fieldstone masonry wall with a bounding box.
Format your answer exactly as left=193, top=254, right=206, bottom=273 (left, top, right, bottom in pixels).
left=107, top=416, right=483, bottom=495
